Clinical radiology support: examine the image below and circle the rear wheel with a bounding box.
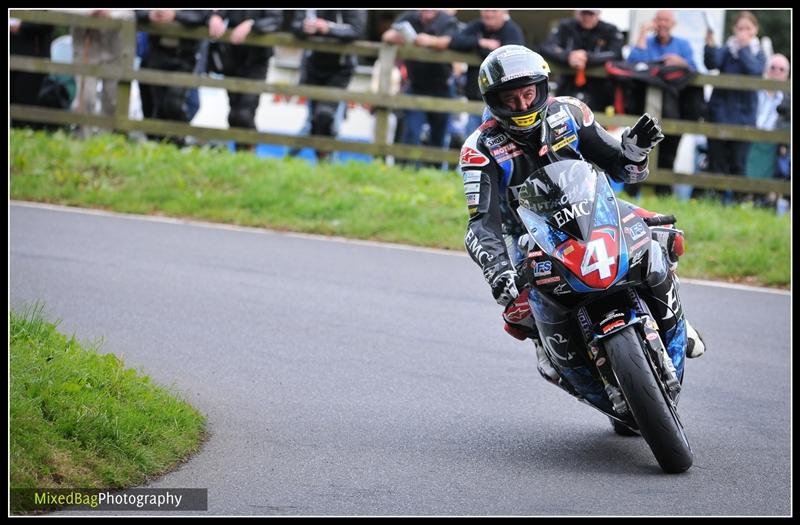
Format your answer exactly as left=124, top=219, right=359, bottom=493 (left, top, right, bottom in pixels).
left=604, top=326, right=693, bottom=473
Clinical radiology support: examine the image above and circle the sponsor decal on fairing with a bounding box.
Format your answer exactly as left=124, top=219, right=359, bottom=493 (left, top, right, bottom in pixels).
left=552, top=199, right=591, bottom=228
left=629, top=249, right=646, bottom=267
left=533, top=260, right=552, bottom=277
left=630, top=236, right=650, bottom=252
left=625, top=221, right=647, bottom=241
left=553, top=283, right=571, bottom=295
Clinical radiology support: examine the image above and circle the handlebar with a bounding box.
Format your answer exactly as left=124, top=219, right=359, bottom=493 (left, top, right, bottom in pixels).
left=643, top=214, right=677, bottom=227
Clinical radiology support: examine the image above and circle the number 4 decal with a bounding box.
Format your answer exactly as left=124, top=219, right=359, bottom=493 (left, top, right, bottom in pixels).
left=581, top=238, right=615, bottom=279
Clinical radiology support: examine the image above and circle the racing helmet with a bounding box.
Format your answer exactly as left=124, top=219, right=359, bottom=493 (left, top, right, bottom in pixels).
left=478, top=45, right=550, bottom=139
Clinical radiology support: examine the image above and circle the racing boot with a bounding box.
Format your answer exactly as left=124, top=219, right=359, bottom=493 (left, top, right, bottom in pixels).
left=685, top=320, right=706, bottom=358
left=502, top=289, right=560, bottom=383
left=533, top=338, right=560, bottom=384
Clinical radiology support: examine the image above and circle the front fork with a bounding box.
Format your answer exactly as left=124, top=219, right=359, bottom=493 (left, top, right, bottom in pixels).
left=529, top=286, right=682, bottom=419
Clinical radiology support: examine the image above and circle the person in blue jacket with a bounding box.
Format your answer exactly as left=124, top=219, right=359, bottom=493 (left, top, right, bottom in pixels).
left=703, top=10, right=766, bottom=199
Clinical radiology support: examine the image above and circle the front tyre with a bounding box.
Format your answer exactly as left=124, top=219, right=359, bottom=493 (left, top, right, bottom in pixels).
left=604, top=326, right=693, bottom=473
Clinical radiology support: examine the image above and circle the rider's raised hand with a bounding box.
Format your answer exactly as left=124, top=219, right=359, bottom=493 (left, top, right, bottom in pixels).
left=621, top=113, right=665, bottom=163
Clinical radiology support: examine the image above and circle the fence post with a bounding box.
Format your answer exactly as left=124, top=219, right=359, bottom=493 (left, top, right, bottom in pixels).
left=644, top=85, right=663, bottom=178
left=374, top=43, right=397, bottom=161
left=114, top=16, right=137, bottom=130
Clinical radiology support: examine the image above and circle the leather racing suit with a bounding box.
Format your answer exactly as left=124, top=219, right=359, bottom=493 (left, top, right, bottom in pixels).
left=460, top=95, right=691, bottom=377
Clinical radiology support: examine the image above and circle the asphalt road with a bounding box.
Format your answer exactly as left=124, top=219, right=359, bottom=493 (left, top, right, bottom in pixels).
left=9, top=202, right=792, bottom=516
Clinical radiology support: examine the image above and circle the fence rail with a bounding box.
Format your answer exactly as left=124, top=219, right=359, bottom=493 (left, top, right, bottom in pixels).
left=10, top=10, right=791, bottom=197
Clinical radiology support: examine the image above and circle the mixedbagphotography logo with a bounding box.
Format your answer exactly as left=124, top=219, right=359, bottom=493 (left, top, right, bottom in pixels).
left=10, top=488, right=208, bottom=513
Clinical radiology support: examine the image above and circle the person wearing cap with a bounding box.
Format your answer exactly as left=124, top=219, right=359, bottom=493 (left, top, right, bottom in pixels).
left=539, top=9, right=624, bottom=112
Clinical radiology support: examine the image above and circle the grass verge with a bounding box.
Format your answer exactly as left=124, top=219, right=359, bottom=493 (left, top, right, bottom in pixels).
left=9, top=303, right=207, bottom=513
left=10, top=128, right=790, bottom=288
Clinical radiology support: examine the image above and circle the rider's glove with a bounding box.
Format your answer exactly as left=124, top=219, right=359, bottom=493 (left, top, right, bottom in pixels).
left=621, top=113, right=665, bottom=163
left=491, top=269, right=519, bottom=307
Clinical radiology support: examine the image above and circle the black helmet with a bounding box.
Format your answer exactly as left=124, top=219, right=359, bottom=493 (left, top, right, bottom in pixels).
left=478, top=45, right=551, bottom=139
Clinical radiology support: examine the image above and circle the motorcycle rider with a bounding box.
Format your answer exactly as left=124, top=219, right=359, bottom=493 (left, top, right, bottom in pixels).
left=460, top=45, right=705, bottom=387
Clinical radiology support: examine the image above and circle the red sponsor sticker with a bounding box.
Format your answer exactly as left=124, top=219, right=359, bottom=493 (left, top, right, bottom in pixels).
left=630, top=236, right=650, bottom=252
left=539, top=145, right=548, bottom=157
left=460, top=147, right=489, bottom=167
left=535, top=276, right=561, bottom=285
left=646, top=332, right=659, bottom=341
left=622, top=212, right=636, bottom=223
left=495, top=150, right=524, bottom=163
left=602, top=319, right=625, bottom=333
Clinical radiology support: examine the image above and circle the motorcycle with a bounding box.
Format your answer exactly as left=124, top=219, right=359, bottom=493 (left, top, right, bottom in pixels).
left=513, top=159, right=692, bottom=473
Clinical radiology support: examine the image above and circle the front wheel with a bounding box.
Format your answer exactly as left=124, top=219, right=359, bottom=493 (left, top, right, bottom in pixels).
left=604, top=326, right=693, bottom=473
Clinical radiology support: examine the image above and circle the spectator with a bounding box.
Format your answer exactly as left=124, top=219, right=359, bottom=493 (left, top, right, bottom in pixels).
left=382, top=10, right=460, bottom=166
left=68, top=10, right=134, bottom=137
left=136, top=9, right=210, bottom=146
left=702, top=11, right=766, bottom=203
left=290, top=10, right=367, bottom=161
left=539, top=9, right=624, bottom=112
left=625, top=10, right=705, bottom=197
left=10, top=19, right=59, bottom=130
left=745, top=53, right=790, bottom=208
left=207, top=10, right=283, bottom=151
left=447, top=10, right=525, bottom=137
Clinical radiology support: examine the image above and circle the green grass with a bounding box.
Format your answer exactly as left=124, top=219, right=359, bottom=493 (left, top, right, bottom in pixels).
left=10, top=128, right=790, bottom=287
left=9, top=303, right=207, bottom=512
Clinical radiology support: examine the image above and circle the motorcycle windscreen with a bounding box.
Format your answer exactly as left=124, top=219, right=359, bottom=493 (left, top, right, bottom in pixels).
left=517, top=160, right=599, bottom=243
left=517, top=160, right=628, bottom=291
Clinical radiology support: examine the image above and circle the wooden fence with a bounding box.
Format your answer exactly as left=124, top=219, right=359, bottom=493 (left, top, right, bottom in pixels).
left=10, top=10, right=791, bottom=197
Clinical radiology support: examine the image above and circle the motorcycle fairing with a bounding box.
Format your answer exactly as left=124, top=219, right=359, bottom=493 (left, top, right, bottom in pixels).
left=518, top=164, right=630, bottom=292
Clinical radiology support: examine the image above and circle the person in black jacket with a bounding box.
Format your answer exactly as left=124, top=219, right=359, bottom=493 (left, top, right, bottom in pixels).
left=447, top=10, right=525, bottom=138
left=136, top=10, right=210, bottom=145
left=538, top=10, right=624, bottom=112
left=207, top=10, right=284, bottom=151
left=10, top=19, right=58, bottom=130
left=382, top=10, right=460, bottom=163
left=290, top=10, right=367, bottom=161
